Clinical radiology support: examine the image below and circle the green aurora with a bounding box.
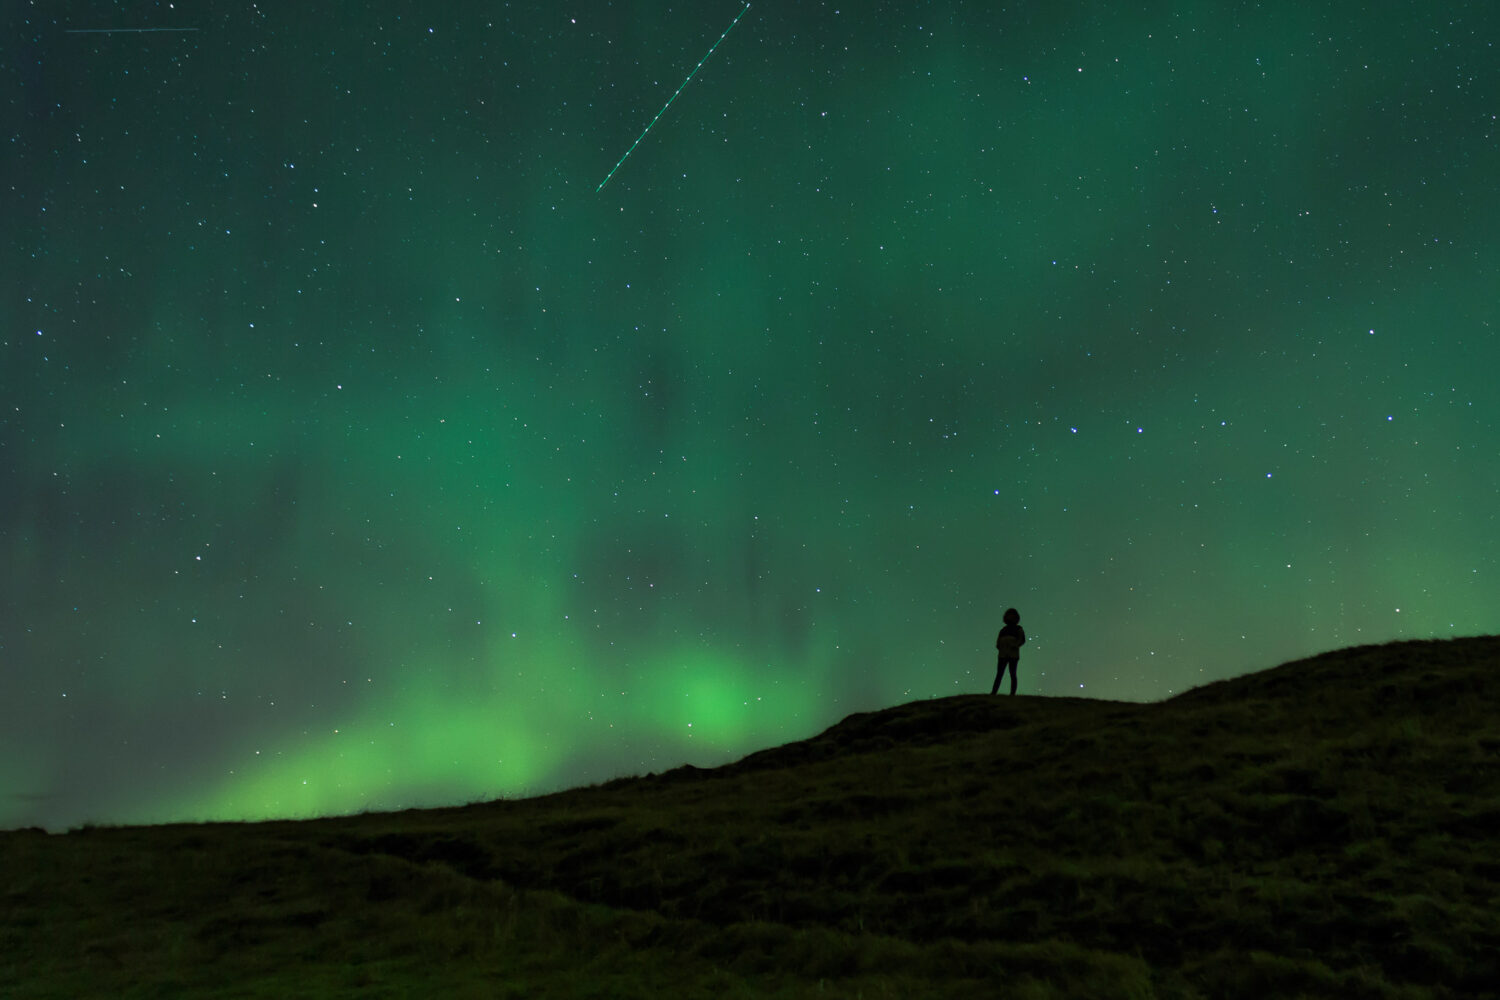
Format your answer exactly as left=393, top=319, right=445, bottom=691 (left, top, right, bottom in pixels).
left=3, top=0, right=1496, bottom=829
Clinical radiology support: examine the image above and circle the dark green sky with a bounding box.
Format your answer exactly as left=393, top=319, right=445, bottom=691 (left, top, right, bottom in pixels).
left=3, top=0, right=1496, bottom=830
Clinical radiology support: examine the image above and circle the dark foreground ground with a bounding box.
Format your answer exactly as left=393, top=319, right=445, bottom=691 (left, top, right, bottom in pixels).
left=4, top=636, right=1500, bottom=998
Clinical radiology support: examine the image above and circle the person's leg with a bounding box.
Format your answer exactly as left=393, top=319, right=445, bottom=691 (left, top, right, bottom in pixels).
left=1007, top=659, right=1018, bottom=695
left=991, top=656, right=1003, bottom=695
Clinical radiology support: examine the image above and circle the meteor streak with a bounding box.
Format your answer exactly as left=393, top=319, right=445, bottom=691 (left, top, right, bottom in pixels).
left=597, top=3, right=750, bottom=193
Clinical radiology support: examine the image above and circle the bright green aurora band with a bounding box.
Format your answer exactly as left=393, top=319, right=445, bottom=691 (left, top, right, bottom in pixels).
left=3, top=1, right=1497, bottom=830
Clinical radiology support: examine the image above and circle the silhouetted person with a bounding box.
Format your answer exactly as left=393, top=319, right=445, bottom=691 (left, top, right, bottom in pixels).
left=992, top=607, right=1025, bottom=695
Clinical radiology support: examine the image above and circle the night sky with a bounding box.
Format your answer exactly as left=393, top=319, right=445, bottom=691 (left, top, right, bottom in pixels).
left=4, top=1, right=1496, bottom=831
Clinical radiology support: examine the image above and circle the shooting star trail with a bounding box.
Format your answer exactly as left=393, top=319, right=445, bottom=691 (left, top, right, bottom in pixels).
left=597, top=3, right=750, bottom=193
left=66, top=28, right=200, bottom=34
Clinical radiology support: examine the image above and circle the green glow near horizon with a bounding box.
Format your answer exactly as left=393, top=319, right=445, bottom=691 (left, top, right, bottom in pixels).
left=3, top=1, right=1496, bottom=831
left=168, top=646, right=820, bottom=823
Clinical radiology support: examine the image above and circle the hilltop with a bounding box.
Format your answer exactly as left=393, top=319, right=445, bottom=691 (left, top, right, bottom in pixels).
left=4, top=636, right=1499, bottom=998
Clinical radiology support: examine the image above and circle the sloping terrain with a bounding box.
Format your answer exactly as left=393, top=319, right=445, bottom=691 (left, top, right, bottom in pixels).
left=4, top=636, right=1499, bottom=998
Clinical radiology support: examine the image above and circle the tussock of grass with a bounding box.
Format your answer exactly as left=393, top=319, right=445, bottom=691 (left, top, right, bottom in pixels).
left=4, top=636, right=1500, bottom=997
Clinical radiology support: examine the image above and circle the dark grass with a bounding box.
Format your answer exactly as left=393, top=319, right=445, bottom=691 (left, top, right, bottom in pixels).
left=4, top=637, right=1499, bottom=997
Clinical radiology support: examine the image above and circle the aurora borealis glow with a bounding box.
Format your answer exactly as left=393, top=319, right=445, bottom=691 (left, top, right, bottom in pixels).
left=4, top=1, right=1497, bottom=831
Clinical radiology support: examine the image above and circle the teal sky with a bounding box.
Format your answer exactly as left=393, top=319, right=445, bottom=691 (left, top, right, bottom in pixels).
left=3, top=0, right=1496, bottom=830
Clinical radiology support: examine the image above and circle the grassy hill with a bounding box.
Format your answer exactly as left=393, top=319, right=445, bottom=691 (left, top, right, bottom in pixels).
left=4, top=636, right=1499, bottom=998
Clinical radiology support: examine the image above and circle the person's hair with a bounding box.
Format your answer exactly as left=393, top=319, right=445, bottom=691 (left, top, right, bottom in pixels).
left=1003, top=607, right=1020, bottom=625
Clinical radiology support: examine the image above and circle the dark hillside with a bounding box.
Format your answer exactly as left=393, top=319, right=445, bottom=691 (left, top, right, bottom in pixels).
left=4, top=636, right=1499, bottom=998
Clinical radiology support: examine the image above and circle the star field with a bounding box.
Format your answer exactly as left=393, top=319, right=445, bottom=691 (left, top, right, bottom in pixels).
left=3, top=0, right=1497, bottom=830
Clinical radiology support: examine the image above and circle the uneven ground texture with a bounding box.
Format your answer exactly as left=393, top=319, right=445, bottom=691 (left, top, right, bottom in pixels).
left=5, top=636, right=1499, bottom=998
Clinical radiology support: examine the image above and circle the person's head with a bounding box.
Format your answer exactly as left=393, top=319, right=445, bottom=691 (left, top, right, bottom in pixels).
left=1003, top=607, right=1020, bottom=625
